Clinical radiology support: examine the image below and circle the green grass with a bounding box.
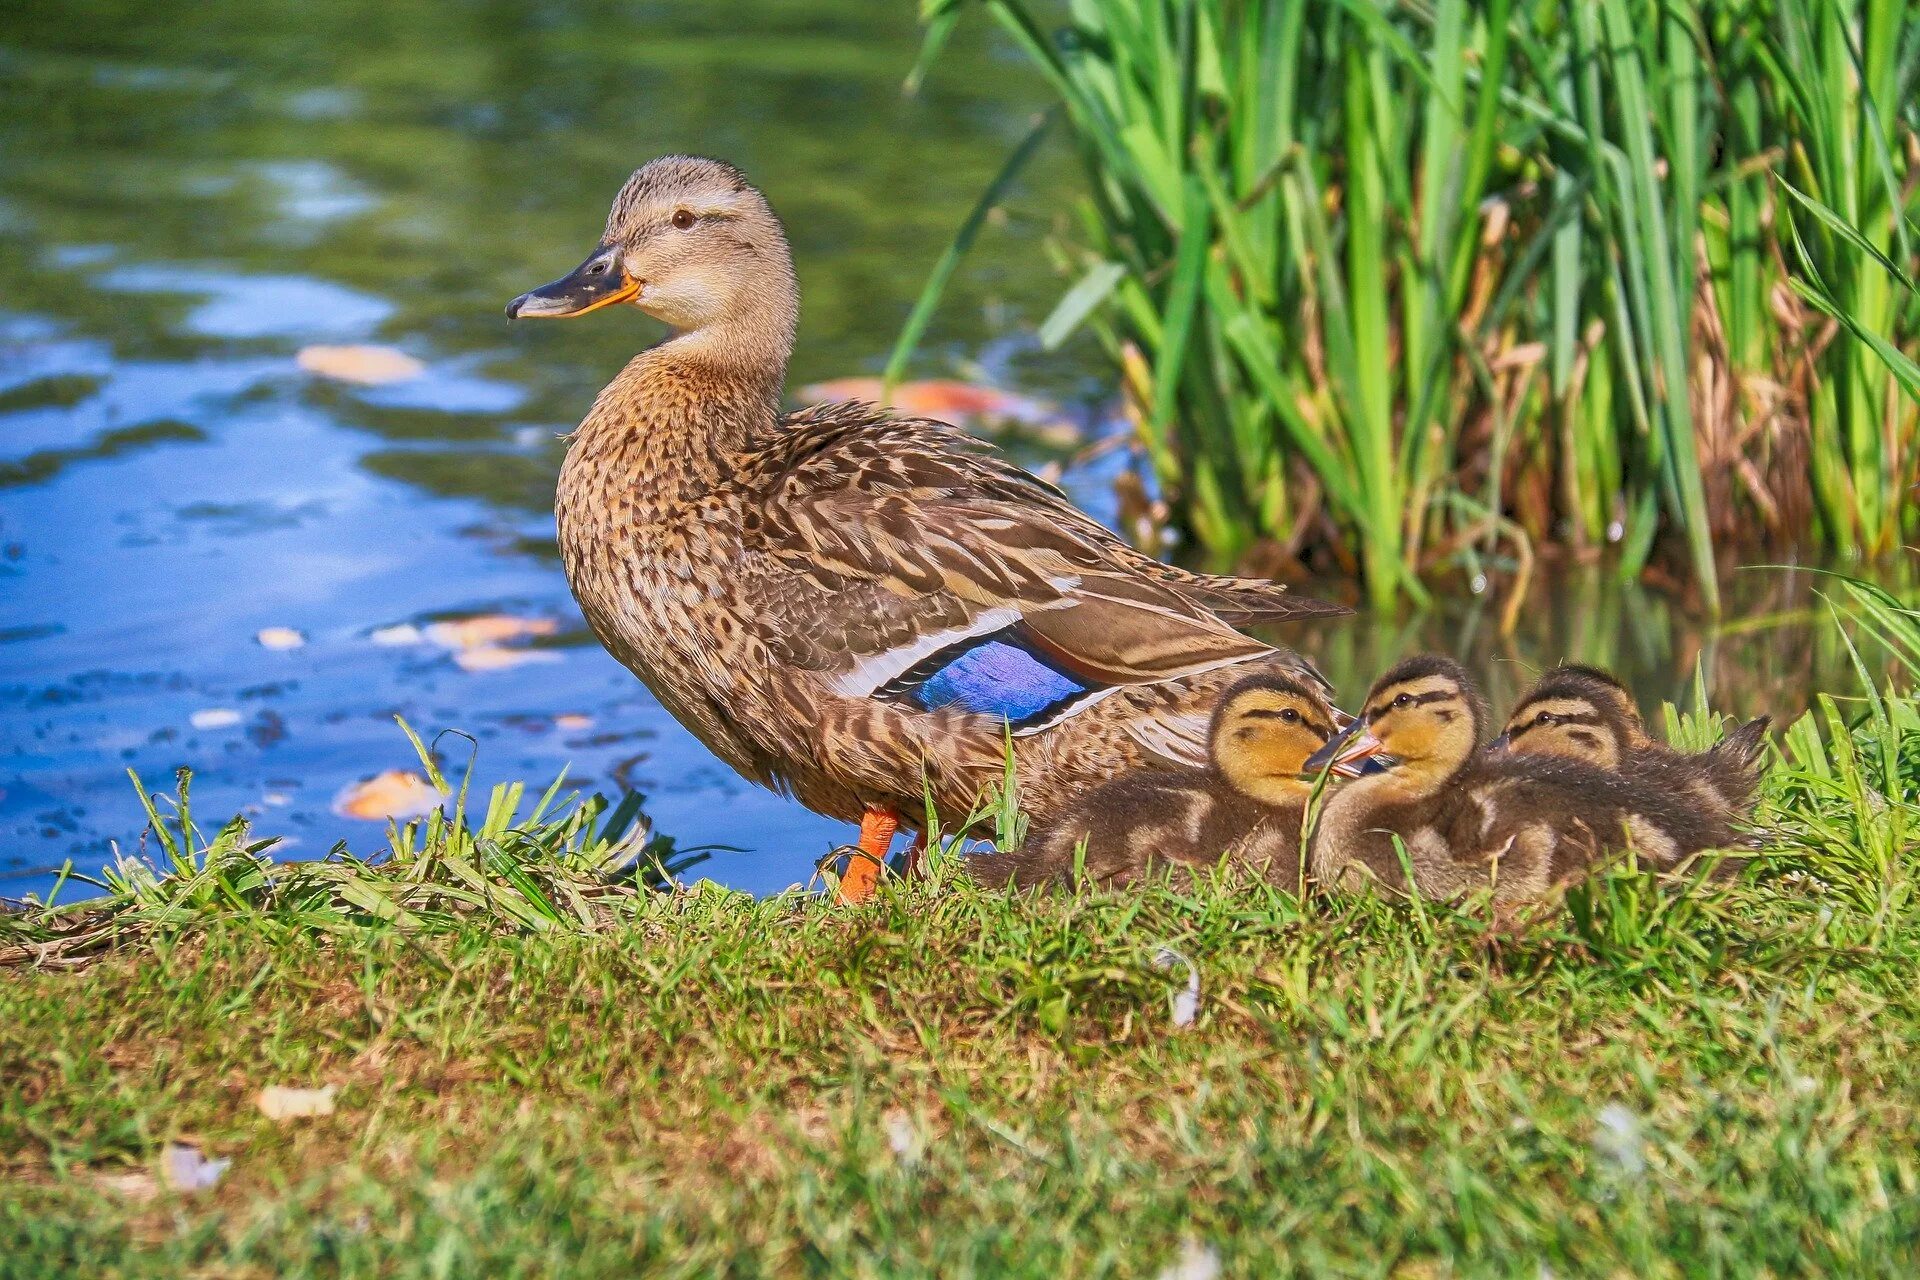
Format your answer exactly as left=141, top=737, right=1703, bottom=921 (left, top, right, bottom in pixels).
left=4, top=673, right=1918, bottom=1274
left=911, top=0, right=1920, bottom=609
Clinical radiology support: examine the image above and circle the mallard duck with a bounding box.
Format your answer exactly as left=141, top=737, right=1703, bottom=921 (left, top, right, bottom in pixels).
left=974, top=670, right=1344, bottom=891
left=1490, top=665, right=1769, bottom=822
left=506, top=155, right=1344, bottom=901
left=1303, top=656, right=1732, bottom=903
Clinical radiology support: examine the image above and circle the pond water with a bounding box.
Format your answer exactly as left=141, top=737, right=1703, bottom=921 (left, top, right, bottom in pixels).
left=0, top=1, right=1904, bottom=901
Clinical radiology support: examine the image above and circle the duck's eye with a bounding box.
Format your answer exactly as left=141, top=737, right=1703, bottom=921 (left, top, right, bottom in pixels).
left=671, top=209, right=697, bottom=230
left=1535, top=711, right=1557, bottom=727
left=1279, top=707, right=1299, bottom=723
left=587, top=260, right=608, bottom=276
left=1392, top=693, right=1413, bottom=710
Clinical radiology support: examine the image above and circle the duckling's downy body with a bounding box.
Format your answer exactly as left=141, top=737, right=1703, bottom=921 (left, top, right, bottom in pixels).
left=1307, top=657, right=1732, bottom=902
left=509, top=156, right=1342, bottom=896
left=979, top=672, right=1340, bottom=890
left=1494, top=666, right=1768, bottom=831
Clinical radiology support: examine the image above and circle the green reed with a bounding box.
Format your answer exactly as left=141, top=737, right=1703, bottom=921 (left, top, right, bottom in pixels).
left=916, top=0, right=1919, bottom=610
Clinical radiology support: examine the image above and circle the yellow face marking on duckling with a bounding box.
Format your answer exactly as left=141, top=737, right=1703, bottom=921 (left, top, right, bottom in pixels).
left=1313, top=671, right=1480, bottom=792
left=1500, top=694, right=1624, bottom=768
left=1209, top=686, right=1338, bottom=805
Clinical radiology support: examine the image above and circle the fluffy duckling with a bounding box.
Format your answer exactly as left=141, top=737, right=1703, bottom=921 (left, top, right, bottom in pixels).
left=1305, top=656, right=1730, bottom=903
left=977, top=671, right=1343, bottom=891
left=1492, top=665, right=1769, bottom=825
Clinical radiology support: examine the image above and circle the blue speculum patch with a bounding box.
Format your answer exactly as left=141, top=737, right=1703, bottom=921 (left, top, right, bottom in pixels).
left=908, top=638, right=1090, bottom=724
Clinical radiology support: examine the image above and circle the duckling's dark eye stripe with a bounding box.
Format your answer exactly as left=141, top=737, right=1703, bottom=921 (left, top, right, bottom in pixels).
left=1238, top=707, right=1336, bottom=737
left=1513, top=710, right=1604, bottom=735
left=1369, top=689, right=1454, bottom=718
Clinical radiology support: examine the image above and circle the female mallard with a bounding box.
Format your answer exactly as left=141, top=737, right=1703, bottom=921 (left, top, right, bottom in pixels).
left=507, top=155, right=1343, bottom=899
left=1304, top=656, right=1732, bottom=903
left=1490, top=665, right=1768, bottom=825
left=975, top=671, right=1344, bottom=891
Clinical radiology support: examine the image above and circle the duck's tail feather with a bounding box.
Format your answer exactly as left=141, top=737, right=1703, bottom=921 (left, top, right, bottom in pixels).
left=1705, top=716, right=1771, bottom=811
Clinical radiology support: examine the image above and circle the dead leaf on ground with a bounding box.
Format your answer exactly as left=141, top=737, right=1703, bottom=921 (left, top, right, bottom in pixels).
left=297, top=344, right=425, bottom=385
left=332, top=771, right=445, bottom=821
left=95, top=1169, right=159, bottom=1202
left=161, top=1142, right=230, bottom=1193
left=257, top=1083, right=339, bottom=1121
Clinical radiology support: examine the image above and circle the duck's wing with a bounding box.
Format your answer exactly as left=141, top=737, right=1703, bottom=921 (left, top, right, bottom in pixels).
left=748, top=406, right=1320, bottom=727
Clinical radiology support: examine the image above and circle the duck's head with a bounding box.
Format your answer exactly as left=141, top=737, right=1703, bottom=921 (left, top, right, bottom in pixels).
left=1489, top=665, right=1645, bottom=767
left=1208, top=672, right=1345, bottom=805
left=1305, top=655, right=1485, bottom=790
left=507, top=155, right=796, bottom=349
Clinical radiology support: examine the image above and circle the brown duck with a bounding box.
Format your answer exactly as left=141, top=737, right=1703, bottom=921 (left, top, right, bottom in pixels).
left=1491, top=664, right=1768, bottom=833
left=506, top=155, right=1344, bottom=900
left=976, top=670, right=1345, bottom=891
left=1304, top=656, right=1736, bottom=903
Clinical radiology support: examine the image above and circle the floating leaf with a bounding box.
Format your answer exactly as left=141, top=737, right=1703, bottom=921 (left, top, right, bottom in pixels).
left=189, top=708, right=242, bottom=730
left=454, top=646, right=562, bottom=673
left=424, top=615, right=558, bottom=650
left=332, top=771, right=445, bottom=821
left=296, top=344, right=424, bottom=385
left=369, top=623, right=424, bottom=647
left=255, top=626, right=306, bottom=650
left=798, top=377, right=1056, bottom=427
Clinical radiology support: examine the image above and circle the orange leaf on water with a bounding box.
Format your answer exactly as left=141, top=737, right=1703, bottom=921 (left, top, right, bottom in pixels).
left=296, top=344, right=425, bottom=385
left=799, top=377, right=1052, bottom=426
left=332, top=770, right=445, bottom=821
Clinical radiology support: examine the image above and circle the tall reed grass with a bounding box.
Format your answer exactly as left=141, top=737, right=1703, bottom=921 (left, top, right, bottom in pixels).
left=917, top=0, right=1920, bottom=609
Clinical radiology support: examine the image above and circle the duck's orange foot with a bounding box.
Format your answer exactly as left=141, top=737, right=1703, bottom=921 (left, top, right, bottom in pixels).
left=835, top=806, right=898, bottom=904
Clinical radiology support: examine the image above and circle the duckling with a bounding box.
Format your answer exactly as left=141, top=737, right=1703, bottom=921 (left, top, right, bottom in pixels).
left=977, top=670, right=1343, bottom=891
left=1305, top=656, right=1732, bottom=903
left=506, top=154, right=1344, bottom=902
left=1492, top=665, right=1769, bottom=825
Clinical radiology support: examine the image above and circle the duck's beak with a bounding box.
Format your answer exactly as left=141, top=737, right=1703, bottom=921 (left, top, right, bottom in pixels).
left=1304, top=718, right=1383, bottom=775
left=1486, top=732, right=1512, bottom=753
left=506, top=243, right=639, bottom=319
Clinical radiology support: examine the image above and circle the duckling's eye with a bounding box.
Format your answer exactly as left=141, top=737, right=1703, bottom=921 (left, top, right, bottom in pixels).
left=1534, top=711, right=1558, bottom=727
left=671, top=209, right=697, bottom=230
left=1280, top=708, right=1300, bottom=723
left=1392, top=693, right=1413, bottom=710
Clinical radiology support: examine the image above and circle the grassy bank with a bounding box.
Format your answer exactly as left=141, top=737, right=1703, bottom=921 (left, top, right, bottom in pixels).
left=917, top=0, right=1920, bottom=608
left=6, top=859, right=1920, bottom=1276
left=5, top=655, right=1919, bottom=1274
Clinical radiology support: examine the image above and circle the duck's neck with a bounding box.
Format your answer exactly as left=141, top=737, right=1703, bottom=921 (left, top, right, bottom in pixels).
left=581, top=278, right=799, bottom=477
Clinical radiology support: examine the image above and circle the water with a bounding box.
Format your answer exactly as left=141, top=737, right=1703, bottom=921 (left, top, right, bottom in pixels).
left=0, top=1, right=1903, bottom=901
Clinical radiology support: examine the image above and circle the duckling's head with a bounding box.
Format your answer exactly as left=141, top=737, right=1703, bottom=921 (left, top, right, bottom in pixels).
left=1490, top=665, right=1645, bottom=768
left=1208, top=672, right=1341, bottom=805
left=1305, top=655, right=1485, bottom=789
left=507, top=155, right=796, bottom=352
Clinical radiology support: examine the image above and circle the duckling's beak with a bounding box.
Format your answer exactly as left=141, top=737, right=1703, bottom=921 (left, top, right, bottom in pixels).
left=506, top=243, right=640, bottom=319
left=1486, top=732, right=1512, bottom=753
left=1304, top=718, right=1383, bottom=774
